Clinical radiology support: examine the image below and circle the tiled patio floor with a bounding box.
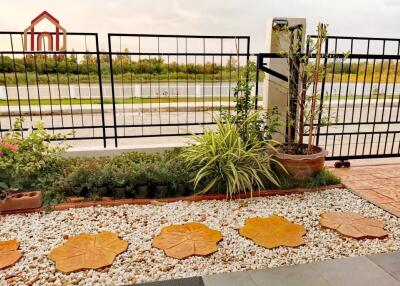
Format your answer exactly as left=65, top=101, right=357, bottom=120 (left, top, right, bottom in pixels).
left=332, top=164, right=400, bottom=217
left=137, top=252, right=400, bottom=286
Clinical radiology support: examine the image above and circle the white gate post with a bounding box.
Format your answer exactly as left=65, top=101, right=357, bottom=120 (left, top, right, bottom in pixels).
left=263, top=17, right=306, bottom=141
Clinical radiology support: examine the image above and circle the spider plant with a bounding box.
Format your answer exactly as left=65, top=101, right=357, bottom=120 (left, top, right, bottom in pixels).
left=180, top=115, right=282, bottom=198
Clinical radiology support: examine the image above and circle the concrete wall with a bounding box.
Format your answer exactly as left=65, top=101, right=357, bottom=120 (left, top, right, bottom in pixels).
left=61, top=142, right=189, bottom=158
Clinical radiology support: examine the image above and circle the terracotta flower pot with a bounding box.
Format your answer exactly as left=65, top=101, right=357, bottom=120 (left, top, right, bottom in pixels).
left=0, top=191, right=42, bottom=213
left=273, top=145, right=328, bottom=181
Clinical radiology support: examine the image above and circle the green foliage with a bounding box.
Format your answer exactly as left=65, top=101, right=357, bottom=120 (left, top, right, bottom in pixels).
left=180, top=116, right=281, bottom=198
left=0, top=54, right=263, bottom=86
left=0, top=118, right=68, bottom=190
left=279, top=168, right=341, bottom=189
left=224, top=62, right=281, bottom=146
left=44, top=150, right=195, bottom=201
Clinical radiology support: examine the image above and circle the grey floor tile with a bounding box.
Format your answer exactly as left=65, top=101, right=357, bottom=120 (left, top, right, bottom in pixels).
left=249, top=263, right=330, bottom=286
left=202, top=271, right=257, bottom=286
left=136, top=276, right=204, bottom=286
left=367, top=252, right=400, bottom=281
left=311, top=256, right=400, bottom=286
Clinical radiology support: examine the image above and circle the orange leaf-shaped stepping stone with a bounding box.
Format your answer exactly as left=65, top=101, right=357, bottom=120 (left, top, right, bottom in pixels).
left=48, top=231, right=128, bottom=273
left=0, top=240, right=22, bottom=269
left=239, top=216, right=306, bottom=249
left=320, top=212, right=388, bottom=239
left=152, top=222, right=222, bottom=259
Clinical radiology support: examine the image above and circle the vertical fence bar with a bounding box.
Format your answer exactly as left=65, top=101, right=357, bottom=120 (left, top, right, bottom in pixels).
left=95, top=34, right=107, bottom=148
left=107, top=34, right=118, bottom=147
left=255, top=54, right=260, bottom=109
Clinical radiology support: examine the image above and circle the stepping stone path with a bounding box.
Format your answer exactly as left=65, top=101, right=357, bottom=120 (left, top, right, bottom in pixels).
left=152, top=222, right=222, bottom=259
left=48, top=231, right=128, bottom=273
left=239, top=216, right=306, bottom=249
left=0, top=240, right=22, bottom=269
left=320, top=212, right=388, bottom=239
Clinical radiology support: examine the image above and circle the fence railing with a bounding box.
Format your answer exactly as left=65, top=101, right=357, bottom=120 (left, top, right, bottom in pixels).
left=0, top=32, right=254, bottom=148
left=1, top=31, right=400, bottom=160
left=313, top=35, right=400, bottom=160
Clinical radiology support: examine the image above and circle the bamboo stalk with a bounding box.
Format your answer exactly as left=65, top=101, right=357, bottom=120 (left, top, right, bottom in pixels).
left=307, top=23, right=324, bottom=153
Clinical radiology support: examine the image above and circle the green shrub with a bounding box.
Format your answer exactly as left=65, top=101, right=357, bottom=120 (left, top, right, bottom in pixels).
left=0, top=118, right=68, bottom=191
left=180, top=116, right=281, bottom=198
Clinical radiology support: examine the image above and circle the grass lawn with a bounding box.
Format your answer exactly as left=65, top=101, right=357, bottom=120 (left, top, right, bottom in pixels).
left=1, top=94, right=398, bottom=106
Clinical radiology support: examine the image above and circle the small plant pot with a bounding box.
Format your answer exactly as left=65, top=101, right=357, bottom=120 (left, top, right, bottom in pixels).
left=95, top=187, right=109, bottom=197
left=173, top=184, right=187, bottom=197
left=125, top=187, right=136, bottom=198
left=153, top=185, right=169, bottom=199
left=113, top=187, right=126, bottom=199
left=0, top=191, right=42, bottom=213
left=184, top=185, right=195, bottom=196
left=273, top=145, right=328, bottom=181
left=135, top=185, right=150, bottom=199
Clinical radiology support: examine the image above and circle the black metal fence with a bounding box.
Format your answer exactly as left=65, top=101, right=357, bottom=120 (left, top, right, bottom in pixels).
left=314, top=35, right=400, bottom=160
left=107, top=34, right=251, bottom=147
left=0, top=32, right=108, bottom=146
left=0, top=32, right=251, bottom=148
left=1, top=31, right=399, bottom=160
left=258, top=35, right=400, bottom=161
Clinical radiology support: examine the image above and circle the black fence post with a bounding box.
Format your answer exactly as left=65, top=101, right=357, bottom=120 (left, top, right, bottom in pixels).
left=255, top=54, right=260, bottom=110
left=95, top=34, right=107, bottom=148
left=107, top=34, right=118, bottom=148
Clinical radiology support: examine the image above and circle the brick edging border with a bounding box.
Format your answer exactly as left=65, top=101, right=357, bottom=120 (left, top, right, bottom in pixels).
left=1, top=184, right=345, bottom=216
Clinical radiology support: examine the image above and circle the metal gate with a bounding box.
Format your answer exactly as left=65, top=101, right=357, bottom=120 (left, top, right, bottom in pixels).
left=315, top=35, right=400, bottom=160
left=258, top=35, right=400, bottom=161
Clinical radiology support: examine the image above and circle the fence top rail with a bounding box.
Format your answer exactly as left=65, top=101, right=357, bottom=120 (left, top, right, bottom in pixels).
left=310, top=34, right=400, bottom=42
left=258, top=52, right=400, bottom=59
left=108, top=33, right=250, bottom=39
left=0, top=51, right=254, bottom=56
left=0, top=31, right=98, bottom=36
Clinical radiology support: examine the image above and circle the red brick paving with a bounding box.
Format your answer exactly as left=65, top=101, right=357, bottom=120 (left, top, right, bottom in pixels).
left=332, top=164, right=400, bottom=217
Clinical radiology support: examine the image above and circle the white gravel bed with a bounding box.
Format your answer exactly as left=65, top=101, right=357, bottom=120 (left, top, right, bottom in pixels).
left=0, top=188, right=399, bottom=286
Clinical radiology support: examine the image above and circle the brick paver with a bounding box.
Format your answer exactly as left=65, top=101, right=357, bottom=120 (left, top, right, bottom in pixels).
left=332, top=164, right=400, bottom=217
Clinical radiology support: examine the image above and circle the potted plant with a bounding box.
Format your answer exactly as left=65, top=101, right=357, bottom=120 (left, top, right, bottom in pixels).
left=87, top=163, right=111, bottom=197
left=66, top=165, right=92, bottom=197
left=150, top=164, right=170, bottom=199
left=165, top=151, right=192, bottom=197
left=273, top=23, right=329, bottom=180
left=129, top=163, right=150, bottom=199
left=110, top=168, right=128, bottom=199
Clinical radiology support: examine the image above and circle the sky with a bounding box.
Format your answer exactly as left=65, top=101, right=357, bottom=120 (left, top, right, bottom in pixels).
left=0, top=0, right=399, bottom=52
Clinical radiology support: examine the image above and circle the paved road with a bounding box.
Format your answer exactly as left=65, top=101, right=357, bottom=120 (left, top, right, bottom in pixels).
left=1, top=82, right=399, bottom=100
